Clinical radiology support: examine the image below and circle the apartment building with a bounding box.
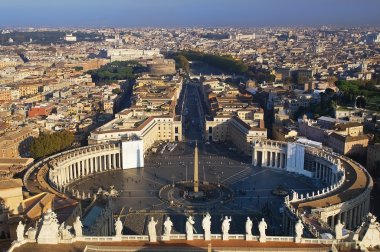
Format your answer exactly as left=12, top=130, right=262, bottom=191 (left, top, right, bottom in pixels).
left=0, top=127, right=39, bottom=158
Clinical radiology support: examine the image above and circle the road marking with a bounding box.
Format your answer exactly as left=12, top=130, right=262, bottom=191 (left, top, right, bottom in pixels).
left=221, top=166, right=251, bottom=183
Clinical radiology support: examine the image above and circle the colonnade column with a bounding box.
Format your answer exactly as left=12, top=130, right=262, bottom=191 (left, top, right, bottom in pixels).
left=108, top=155, right=111, bottom=170
left=95, top=156, right=99, bottom=173
left=83, top=160, right=87, bottom=176
left=262, top=150, right=267, bottom=167
left=274, top=152, right=279, bottom=168
left=112, top=154, right=116, bottom=169
left=69, top=164, right=72, bottom=180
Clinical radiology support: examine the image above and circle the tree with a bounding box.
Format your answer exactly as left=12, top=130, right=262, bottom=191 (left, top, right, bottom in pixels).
left=30, top=131, right=75, bottom=159
left=174, top=55, right=190, bottom=72
left=112, top=88, right=122, bottom=95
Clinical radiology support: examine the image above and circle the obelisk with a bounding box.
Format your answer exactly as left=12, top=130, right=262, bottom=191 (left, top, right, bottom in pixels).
left=194, top=141, right=199, bottom=193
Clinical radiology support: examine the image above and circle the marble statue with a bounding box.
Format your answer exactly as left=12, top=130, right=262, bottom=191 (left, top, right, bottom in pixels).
left=358, top=213, right=380, bottom=248
left=245, top=217, right=253, bottom=240
left=163, top=217, right=173, bottom=236
left=37, top=209, right=60, bottom=244
left=295, top=219, right=304, bottom=243
left=258, top=218, right=267, bottom=243
left=148, top=217, right=158, bottom=242
left=58, top=223, right=73, bottom=240
left=16, top=221, right=25, bottom=242
left=335, top=220, right=344, bottom=240
left=186, top=216, right=196, bottom=240
left=115, top=217, right=123, bottom=237
left=222, top=216, right=231, bottom=240
left=202, top=212, right=211, bottom=241
left=162, top=216, right=173, bottom=241
left=292, top=191, right=298, bottom=201
left=27, top=226, right=37, bottom=240
left=73, top=216, right=83, bottom=237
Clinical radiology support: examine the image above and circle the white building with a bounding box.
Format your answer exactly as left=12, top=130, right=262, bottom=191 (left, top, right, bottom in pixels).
left=107, top=48, right=162, bottom=62
left=64, top=34, right=77, bottom=42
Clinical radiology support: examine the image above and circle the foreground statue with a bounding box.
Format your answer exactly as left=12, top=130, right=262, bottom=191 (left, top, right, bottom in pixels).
left=163, top=217, right=173, bottom=241
left=16, top=221, right=25, bottom=242
left=37, top=209, right=60, bottom=244
left=73, top=216, right=83, bottom=237
left=222, top=216, right=231, bottom=240
left=335, top=220, right=344, bottom=240
left=258, top=218, right=267, bottom=243
left=202, top=212, right=212, bottom=241
left=58, top=222, right=73, bottom=240
left=245, top=217, right=253, bottom=240
left=294, top=219, right=304, bottom=243
left=148, top=217, right=158, bottom=242
left=115, top=217, right=123, bottom=237
left=186, top=216, right=196, bottom=240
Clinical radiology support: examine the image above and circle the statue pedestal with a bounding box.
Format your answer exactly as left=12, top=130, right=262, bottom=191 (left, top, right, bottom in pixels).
left=246, top=234, right=253, bottom=241
left=149, top=236, right=157, bottom=243
left=295, top=237, right=302, bottom=243
left=162, top=235, right=170, bottom=241
left=222, top=234, right=229, bottom=241
left=187, top=235, right=193, bottom=241
left=204, top=233, right=211, bottom=241
left=27, top=229, right=37, bottom=240
left=259, top=236, right=266, bottom=243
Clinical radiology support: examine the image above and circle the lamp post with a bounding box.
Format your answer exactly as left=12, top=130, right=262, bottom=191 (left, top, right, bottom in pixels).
left=171, top=175, right=175, bottom=187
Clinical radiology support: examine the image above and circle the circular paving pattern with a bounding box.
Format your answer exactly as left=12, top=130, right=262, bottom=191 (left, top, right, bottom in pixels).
left=159, top=180, right=233, bottom=209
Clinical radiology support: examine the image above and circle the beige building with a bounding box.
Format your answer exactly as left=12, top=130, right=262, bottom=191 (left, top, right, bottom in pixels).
left=88, top=109, right=182, bottom=153
left=18, top=83, right=40, bottom=97
left=328, top=132, right=369, bottom=156
left=206, top=116, right=267, bottom=155
left=0, top=88, right=12, bottom=102
left=0, top=127, right=39, bottom=158
left=299, top=117, right=368, bottom=156
left=0, top=178, right=23, bottom=215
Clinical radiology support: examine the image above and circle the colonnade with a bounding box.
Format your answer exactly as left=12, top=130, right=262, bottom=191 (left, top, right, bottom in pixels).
left=325, top=197, right=371, bottom=230
left=313, top=160, right=339, bottom=185
left=48, top=143, right=122, bottom=188
left=252, top=140, right=287, bottom=169
left=254, top=140, right=373, bottom=235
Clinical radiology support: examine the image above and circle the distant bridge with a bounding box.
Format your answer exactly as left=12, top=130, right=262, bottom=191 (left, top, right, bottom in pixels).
left=188, top=73, right=236, bottom=80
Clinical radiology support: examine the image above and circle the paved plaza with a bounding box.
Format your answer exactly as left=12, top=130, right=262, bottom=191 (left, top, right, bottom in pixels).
left=69, top=141, right=319, bottom=235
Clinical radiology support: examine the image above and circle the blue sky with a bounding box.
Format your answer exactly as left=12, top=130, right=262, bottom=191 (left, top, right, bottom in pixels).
left=1, top=0, right=380, bottom=27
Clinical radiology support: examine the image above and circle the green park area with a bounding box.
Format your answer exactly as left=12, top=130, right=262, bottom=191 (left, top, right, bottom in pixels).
left=87, top=61, right=146, bottom=84
left=336, top=80, right=380, bottom=111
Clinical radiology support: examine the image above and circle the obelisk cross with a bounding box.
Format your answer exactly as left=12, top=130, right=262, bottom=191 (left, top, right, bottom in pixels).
left=194, top=141, right=199, bottom=193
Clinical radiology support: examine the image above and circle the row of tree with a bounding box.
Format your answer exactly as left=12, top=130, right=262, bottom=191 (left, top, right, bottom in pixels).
left=173, top=51, right=248, bottom=75
left=172, top=51, right=276, bottom=82
left=29, top=131, right=75, bottom=159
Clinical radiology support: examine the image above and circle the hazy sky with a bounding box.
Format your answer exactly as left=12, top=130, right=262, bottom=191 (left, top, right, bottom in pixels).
left=1, top=0, right=380, bottom=28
